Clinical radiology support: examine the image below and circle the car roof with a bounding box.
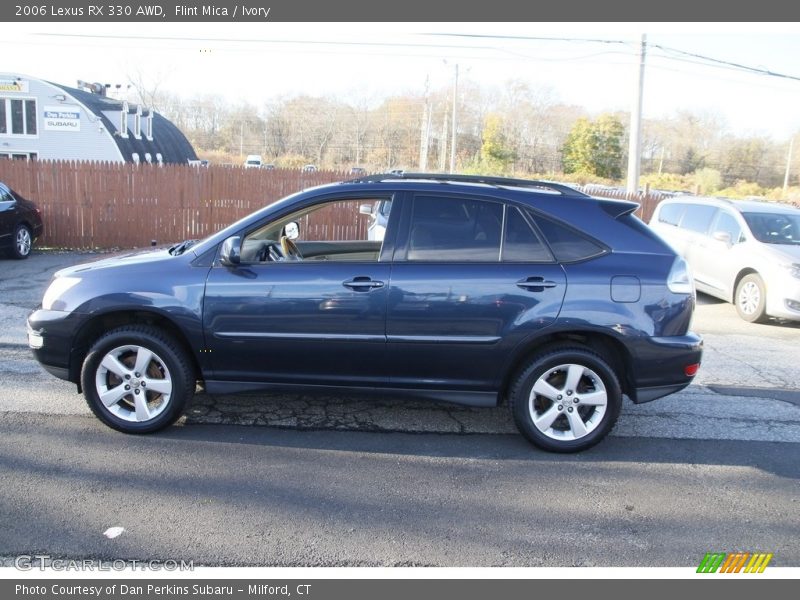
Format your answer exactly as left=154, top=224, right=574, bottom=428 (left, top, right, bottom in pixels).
left=659, top=195, right=799, bottom=215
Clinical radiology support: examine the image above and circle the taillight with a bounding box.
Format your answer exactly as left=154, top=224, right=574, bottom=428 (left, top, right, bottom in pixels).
left=667, top=257, right=694, bottom=295
left=684, top=363, right=700, bottom=377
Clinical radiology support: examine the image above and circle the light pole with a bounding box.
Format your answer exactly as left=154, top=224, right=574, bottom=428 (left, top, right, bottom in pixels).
left=783, top=136, right=795, bottom=198
left=450, top=63, right=458, bottom=174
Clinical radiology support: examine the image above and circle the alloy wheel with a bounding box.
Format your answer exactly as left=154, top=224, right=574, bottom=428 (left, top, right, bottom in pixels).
left=738, top=281, right=761, bottom=316
left=528, top=363, right=608, bottom=441
left=94, top=344, right=173, bottom=423
left=16, top=227, right=31, bottom=257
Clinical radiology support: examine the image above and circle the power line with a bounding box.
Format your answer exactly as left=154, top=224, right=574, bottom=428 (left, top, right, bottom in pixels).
left=423, top=32, right=800, bottom=83
left=650, top=43, right=800, bottom=82
left=424, top=32, right=630, bottom=46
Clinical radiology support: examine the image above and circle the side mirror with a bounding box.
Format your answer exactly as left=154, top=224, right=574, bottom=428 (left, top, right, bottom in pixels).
left=284, top=221, right=300, bottom=240
left=712, top=231, right=732, bottom=245
left=359, top=203, right=374, bottom=216
left=220, top=235, right=241, bottom=266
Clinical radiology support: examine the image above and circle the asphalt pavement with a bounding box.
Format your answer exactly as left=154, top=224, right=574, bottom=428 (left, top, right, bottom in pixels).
left=0, top=413, right=797, bottom=567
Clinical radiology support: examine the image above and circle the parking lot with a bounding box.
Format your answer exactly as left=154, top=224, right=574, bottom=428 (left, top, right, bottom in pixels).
left=2, top=251, right=798, bottom=441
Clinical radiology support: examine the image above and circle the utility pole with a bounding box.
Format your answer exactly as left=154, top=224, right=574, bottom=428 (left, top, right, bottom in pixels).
left=449, top=64, right=459, bottom=174
left=439, top=108, right=449, bottom=172
left=419, top=77, right=431, bottom=171
left=626, top=34, right=647, bottom=195
left=783, top=136, right=795, bottom=197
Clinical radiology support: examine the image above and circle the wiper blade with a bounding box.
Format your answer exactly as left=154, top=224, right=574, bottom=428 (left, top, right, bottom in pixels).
left=169, top=239, right=199, bottom=255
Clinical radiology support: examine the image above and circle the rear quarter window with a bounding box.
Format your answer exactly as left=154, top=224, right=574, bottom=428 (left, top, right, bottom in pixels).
left=530, top=212, right=606, bottom=263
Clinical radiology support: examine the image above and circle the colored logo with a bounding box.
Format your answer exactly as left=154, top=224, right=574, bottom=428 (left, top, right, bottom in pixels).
left=697, top=552, right=773, bottom=573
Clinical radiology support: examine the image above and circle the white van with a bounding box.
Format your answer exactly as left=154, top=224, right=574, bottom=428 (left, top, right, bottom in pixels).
left=244, top=155, right=263, bottom=169
left=650, top=196, right=800, bottom=322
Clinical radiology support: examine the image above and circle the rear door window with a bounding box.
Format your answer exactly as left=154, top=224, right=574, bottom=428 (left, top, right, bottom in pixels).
left=502, top=207, right=553, bottom=262
left=407, top=195, right=503, bottom=262
left=680, top=205, right=717, bottom=234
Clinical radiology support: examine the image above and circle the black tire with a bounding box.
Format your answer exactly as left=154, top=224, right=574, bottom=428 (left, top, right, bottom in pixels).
left=81, top=325, right=195, bottom=433
left=510, top=346, right=622, bottom=453
left=735, top=274, right=768, bottom=323
left=10, top=224, right=32, bottom=259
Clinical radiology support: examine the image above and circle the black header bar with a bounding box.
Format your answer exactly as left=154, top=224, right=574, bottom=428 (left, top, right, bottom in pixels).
left=3, top=0, right=800, bottom=22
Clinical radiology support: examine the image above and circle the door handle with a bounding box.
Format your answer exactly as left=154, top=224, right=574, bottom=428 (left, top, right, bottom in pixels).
left=516, top=276, right=558, bottom=292
left=343, top=277, right=385, bottom=291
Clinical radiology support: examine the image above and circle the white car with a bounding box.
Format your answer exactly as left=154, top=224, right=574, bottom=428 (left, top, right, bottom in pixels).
left=650, top=196, right=800, bottom=322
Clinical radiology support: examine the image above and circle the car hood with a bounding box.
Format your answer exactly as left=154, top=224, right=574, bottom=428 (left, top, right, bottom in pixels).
left=53, top=248, right=175, bottom=277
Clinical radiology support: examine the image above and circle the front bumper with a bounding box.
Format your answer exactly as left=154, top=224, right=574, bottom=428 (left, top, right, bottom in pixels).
left=629, top=332, right=703, bottom=403
left=27, top=309, right=83, bottom=383
left=766, top=276, right=800, bottom=321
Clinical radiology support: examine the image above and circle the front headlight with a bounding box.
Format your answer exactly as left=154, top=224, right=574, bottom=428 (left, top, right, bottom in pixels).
left=42, top=277, right=81, bottom=310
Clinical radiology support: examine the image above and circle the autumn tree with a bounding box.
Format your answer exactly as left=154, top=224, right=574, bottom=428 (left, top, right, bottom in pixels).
left=562, top=114, right=625, bottom=178
left=692, top=167, right=723, bottom=194
left=467, top=113, right=516, bottom=175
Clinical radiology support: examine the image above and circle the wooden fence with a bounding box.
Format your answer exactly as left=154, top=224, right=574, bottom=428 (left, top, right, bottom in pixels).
left=0, top=159, right=665, bottom=249
left=0, top=160, right=353, bottom=249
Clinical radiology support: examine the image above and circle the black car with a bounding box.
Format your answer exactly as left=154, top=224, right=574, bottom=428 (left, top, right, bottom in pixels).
left=1, top=181, right=43, bottom=259
left=28, top=173, right=702, bottom=452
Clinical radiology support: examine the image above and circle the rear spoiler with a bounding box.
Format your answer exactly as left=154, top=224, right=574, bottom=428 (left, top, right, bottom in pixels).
left=596, top=198, right=640, bottom=219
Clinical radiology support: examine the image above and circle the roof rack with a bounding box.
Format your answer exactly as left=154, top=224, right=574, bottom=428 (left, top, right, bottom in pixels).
left=348, top=172, right=591, bottom=198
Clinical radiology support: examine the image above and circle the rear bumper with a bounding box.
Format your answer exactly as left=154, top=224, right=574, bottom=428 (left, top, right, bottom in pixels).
left=629, top=332, right=703, bottom=403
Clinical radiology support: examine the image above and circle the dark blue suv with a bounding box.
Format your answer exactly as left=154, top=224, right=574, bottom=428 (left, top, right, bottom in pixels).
left=28, top=174, right=702, bottom=452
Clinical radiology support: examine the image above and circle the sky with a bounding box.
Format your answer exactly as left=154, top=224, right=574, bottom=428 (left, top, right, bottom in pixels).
left=4, top=22, right=800, bottom=141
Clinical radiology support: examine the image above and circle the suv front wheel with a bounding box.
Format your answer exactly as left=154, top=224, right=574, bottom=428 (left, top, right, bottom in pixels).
left=81, top=325, right=195, bottom=433
left=510, top=346, right=622, bottom=453
left=735, top=273, right=768, bottom=323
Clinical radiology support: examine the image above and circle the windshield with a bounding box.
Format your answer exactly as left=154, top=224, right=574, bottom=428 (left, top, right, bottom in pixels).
left=742, top=212, right=800, bottom=245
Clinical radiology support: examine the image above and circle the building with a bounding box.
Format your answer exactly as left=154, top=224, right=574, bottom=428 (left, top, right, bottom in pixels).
left=0, top=73, right=197, bottom=164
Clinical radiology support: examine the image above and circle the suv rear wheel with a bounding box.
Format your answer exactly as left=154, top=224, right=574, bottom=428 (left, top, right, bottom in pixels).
left=510, top=346, right=622, bottom=453
left=81, top=325, right=195, bottom=433
left=11, top=224, right=32, bottom=259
